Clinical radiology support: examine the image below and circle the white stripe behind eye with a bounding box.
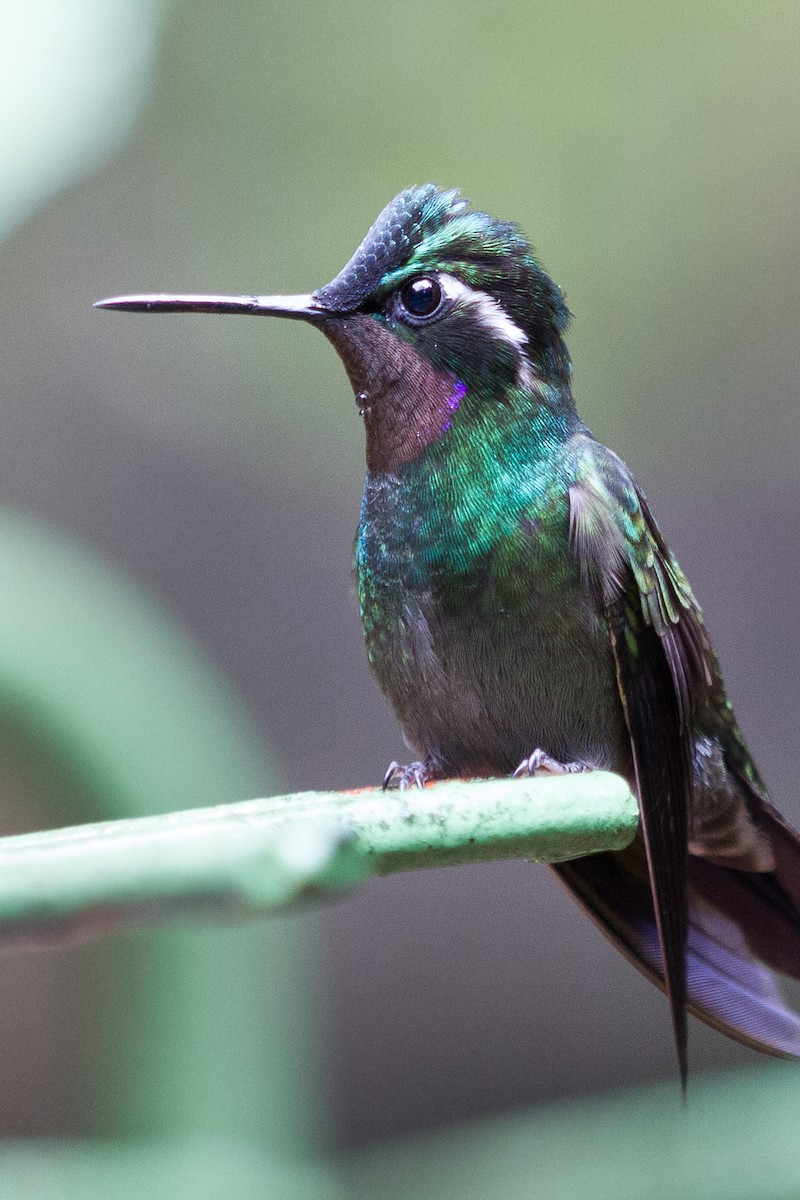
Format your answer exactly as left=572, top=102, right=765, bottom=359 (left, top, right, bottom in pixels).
left=438, top=274, right=533, bottom=388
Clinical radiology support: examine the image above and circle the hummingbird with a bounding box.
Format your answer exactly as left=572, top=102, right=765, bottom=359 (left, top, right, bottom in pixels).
left=97, top=184, right=800, bottom=1085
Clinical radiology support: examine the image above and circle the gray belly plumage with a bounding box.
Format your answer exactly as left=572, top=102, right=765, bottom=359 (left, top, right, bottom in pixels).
left=367, top=586, right=630, bottom=776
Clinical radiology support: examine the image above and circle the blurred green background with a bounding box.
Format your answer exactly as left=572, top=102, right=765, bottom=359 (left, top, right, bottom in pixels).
left=0, top=0, right=799, bottom=1175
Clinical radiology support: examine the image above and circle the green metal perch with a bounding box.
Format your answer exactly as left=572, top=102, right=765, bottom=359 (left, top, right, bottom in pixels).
left=0, top=772, right=636, bottom=950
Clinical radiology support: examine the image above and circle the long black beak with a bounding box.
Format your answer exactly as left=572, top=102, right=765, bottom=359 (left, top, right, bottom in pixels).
left=94, top=292, right=329, bottom=322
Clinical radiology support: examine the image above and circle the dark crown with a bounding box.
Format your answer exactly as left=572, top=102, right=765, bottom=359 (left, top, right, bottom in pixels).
left=314, top=185, right=571, bottom=379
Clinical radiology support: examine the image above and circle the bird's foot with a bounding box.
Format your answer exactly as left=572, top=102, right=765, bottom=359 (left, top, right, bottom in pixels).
left=382, top=758, right=438, bottom=791
left=513, top=749, right=591, bottom=778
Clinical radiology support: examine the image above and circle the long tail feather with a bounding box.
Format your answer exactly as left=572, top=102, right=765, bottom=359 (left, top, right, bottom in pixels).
left=553, top=834, right=800, bottom=1060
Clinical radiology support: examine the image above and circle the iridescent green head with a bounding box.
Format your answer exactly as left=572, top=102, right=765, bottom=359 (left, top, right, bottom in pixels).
left=96, top=185, right=574, bottom=471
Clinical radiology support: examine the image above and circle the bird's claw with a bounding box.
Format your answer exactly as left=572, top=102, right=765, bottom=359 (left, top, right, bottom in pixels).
left=513, top=749, right=591, bottom=778
left=382, top=759, right=435, bottom=791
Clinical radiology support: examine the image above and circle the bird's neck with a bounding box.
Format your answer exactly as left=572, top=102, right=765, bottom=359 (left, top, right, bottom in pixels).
left=322, top=313, right=577, bottom=475
left=358, top=375, right=581, bottom=576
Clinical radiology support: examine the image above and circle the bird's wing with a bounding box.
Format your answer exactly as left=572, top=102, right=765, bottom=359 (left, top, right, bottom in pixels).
left=568, top=436, right=714, bottom=1087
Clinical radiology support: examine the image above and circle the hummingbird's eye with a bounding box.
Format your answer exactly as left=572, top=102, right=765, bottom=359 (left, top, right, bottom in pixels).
left=398, top=276, right=443, bottom=320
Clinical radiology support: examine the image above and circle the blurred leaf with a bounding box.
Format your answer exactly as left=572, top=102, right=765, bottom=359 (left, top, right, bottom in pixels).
left=0, top=0, right=168, bottom=241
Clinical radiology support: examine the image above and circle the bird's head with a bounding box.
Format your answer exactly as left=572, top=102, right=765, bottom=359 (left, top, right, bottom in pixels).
left=97, top=186, right=574, bottom=471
